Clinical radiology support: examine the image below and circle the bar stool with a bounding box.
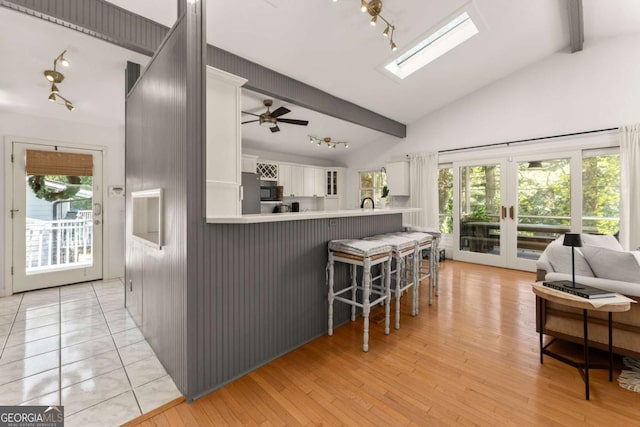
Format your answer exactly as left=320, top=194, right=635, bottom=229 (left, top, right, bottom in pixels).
left=365, top=233, right=418, bottom=330
left=406, top=226, right=442, bottom=302
left=391, top=231, right=433, bottom=311
left=327, top=239, right=392, bottom=352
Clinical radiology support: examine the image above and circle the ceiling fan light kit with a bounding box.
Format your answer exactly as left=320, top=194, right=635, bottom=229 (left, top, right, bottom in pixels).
left=308, top=135, right=349, bottom=149
left=335, top=0, right=397, bottom=50
left=43, top=50, right=75, bottom=112
left=242, top=99, right=309, bottom=133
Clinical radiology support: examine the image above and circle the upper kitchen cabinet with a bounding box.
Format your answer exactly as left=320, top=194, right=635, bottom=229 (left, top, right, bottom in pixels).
left=386, top=161, right=410, bottom=196
left=303, top=167, right=326, bottom=197
left=279, top=164, right=304, bottom=197
left=241, top=155, right=258, bottom=174
left=206, top=66, right=247, bottom=217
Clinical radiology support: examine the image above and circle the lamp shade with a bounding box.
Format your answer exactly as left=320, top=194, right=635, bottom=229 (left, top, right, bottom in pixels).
left=563, top=233, right=583, bottom=248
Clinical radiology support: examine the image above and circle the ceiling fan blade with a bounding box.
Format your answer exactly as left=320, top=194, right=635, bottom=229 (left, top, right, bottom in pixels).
left=241, top=111, right=260, bottom=117
left=277, top=118, right=309, bottom=126
left=271, top=106, right=290, bottom=118
left=241, top=119, right=260, bottom=124
left=270, top=125, right=280, bottom=133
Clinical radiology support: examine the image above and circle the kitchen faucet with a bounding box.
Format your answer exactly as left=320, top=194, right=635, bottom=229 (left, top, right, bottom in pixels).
left=360, top=197, right=375, bottom=209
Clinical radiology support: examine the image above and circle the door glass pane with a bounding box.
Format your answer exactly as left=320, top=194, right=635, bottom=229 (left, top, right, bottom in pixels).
left=516, top=159, right=570, bottom=260
left=459, top=164, right=501, bottom=254
left=438, top=167, right=453, bottom=234
left=582, top=154, right=620, bottom=235
left=25, top=174, right=93, bottom=273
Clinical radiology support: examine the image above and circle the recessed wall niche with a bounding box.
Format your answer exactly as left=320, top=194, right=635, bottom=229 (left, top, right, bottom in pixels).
left=131, top=188, right=163, bottom=249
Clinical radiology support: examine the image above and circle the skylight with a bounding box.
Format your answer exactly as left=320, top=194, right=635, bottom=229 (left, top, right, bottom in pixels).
left=384, top=12, right=479, bottom=80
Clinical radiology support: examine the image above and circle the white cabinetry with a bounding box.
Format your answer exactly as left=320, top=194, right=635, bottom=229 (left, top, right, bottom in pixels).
left=282, top=165, right=326, bottom=197
left=314, top=168, right=326, bottom=197
left=205, top=66, right=247, bottom=217
left=303, top=167, right=315, bottom=197
left=256, top=161, right=278, bottom=181
left=386, top=161, right=410, bottom=196
left=279, top=164, right=291, bottom=195
left=324, top=168, right=345, bottom=210
left=279, top=164, right=304, bottom=197
left=326, top=169, right=339, bottom=197
left=241, top=155, right=258, bottom=173
left=302, top=167, right=326, bottom=197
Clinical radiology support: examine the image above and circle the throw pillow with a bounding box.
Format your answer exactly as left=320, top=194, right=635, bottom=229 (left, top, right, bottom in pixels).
left=546, top=244, right=594, bottom=277
left=581, top=234, right=624, bottom=251
left=581, top=246, right=640, bottom=283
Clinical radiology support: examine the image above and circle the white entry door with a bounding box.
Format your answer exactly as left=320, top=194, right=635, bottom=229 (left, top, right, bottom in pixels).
left=11, top=142, right=103, bottom=292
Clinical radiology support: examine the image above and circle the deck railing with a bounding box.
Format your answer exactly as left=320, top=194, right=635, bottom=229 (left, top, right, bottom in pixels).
left=26, top=218, right=93, bottom=273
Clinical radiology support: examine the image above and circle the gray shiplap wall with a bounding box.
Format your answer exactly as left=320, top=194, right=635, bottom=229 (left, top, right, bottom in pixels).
left=125, top=16, right=190, bottom=395
left=190, top=214, right=403, bottom=399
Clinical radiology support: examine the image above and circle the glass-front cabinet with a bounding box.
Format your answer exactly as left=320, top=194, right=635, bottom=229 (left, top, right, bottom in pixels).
left=326, top=169, right=338, bottom=197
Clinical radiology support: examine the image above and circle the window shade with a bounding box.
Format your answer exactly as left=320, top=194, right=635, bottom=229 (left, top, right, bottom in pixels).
left=25, top=150, right=93, bottom=176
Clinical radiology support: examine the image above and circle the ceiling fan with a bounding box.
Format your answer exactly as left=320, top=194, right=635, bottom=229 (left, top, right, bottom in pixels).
left=242, top=99, right=309, bottom=133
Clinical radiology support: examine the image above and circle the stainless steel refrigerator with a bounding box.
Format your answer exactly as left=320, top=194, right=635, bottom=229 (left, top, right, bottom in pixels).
left=241, top=172, right=260, bottom=214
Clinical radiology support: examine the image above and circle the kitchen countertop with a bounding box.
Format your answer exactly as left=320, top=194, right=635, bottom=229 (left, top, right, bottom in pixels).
left=206, top=207, right=420, bottom=224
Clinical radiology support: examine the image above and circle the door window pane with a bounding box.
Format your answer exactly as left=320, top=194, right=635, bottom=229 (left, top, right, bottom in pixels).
left=438, top=167, right=453, bottom=234
left=516, top=159, right=571, bottom=259
left=459, top=165, right=501, bottom=254
left=26, top=174, right=93, bottom=273
left=582, top=154, right=620, bottom=235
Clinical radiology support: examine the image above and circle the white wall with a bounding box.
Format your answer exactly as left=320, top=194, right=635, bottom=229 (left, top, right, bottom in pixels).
left=1, top=112, right=126, bottom=295
left=242, top=147, right=341, bottom=167
left=344, top=33, right=640, bottom=168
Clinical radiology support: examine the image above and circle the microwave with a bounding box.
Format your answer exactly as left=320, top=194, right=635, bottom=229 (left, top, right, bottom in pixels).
left=260, top=186, right=279, bottom=201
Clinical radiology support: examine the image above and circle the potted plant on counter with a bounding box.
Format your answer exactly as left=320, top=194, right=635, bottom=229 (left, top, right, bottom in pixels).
left=379, top=185, right=389, bottom=208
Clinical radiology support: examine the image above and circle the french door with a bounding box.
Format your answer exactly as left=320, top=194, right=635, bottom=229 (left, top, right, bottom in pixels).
left=11, top=141, right=103, bottom=292
left=453, top=151, right=580, bottom=271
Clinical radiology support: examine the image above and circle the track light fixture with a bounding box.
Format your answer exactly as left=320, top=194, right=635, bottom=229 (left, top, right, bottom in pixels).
left=308, top=135, right=349, bottom=149
left=43, top=50, right=75, bottom=111
left=55, top=94, right=75, bottom=111
left=333, top=0, right=398, bottom=51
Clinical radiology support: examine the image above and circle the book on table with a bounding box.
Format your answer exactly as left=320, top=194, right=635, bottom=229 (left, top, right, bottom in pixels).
left=542, top=280, right=617, bottom=299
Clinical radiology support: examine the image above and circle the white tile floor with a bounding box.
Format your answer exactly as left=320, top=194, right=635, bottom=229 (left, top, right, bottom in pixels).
left=0, top=279, right=182, bottom=426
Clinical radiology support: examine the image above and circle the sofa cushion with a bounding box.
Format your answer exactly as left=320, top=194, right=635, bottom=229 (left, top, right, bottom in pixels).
left=545, top=244, right=594, bottom=277
left=581, top=234, right=624, bottom=251
left=581, top=246, right=640, bottom=283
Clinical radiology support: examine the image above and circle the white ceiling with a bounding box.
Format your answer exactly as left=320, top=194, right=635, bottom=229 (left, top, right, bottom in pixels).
left=2, top=0, right=640, bottom=161
left=0, top=7, right=149, bottom=128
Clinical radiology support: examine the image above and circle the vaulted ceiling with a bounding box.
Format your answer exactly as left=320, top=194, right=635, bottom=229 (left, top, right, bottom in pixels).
left=2, top=1, right=640, bottom=160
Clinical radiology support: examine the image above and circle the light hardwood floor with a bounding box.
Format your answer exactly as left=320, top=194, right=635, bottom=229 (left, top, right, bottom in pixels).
left=132, top=261, right=640, bottom=426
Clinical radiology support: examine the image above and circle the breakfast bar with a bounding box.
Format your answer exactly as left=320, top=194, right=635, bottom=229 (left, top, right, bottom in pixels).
left=206, top=207, right=417, bottom=223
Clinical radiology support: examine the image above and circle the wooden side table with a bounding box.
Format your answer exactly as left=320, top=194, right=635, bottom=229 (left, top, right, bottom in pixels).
left=532, top=283, right=632, bottom=400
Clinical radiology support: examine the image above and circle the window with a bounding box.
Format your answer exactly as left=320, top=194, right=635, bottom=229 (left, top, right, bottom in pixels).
left=359, top=171, right=387, bottom=204
left=582, top=151, right=620, bottom=234
left=438, top=166, right=453, bottom=233
left=384, top=11, right=479, bottom=80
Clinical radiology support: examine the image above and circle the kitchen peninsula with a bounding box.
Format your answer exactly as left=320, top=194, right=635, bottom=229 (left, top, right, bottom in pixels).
left=126, top=62, right=423, bottom=401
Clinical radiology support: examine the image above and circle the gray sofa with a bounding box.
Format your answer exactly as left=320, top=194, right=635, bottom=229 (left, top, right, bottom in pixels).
left=536, top=234, right=640, bottom=357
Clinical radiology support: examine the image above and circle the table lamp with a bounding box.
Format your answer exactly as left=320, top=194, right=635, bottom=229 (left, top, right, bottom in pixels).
left=563, top=233, right=584, bottom=289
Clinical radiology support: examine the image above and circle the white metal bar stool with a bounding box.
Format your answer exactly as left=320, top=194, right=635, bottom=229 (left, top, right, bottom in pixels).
left=365, top=233, right=418, bottom=330
left=392, top=231, right=433, bottom=311
left=327, top=239, right=392, bottom=352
